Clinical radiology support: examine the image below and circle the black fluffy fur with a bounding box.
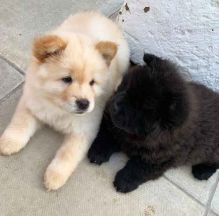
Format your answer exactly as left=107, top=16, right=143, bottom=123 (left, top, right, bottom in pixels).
left=88, top=54, right=219, bottom=193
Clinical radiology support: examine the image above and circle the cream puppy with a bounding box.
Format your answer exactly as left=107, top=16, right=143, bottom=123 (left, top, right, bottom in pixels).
left=0, top=12, right=130, bottom=190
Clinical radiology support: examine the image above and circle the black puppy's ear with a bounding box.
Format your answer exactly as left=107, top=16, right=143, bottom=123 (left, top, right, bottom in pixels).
left=143, top=53, right=157, bottom=65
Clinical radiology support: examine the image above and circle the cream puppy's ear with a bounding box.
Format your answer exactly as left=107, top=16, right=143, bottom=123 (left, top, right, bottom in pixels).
left=96, top=41, right=117, bottom=65
left=32, top=35, right=67, bottom=63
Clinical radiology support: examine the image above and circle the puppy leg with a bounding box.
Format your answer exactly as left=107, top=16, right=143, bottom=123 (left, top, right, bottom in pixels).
left=114, top=157, right=171, bottom=193
left=192, top=163, right=218, bottom=180
left=44, top=134, right=90, bottom=191
left=88, top=118, right=120, bottom=165
left=0, top=100, right=40, bottom=155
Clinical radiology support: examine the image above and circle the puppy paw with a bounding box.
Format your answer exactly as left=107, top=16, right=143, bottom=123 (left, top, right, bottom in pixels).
left=192, top=164, right=217, bottom=180
left=44, top=168, right=68, bottom=191
left=0, top=136, right=23, bottom=155
left=88, top=147, right=110, bottom=165
left=113, top=169, right=139, bottom=193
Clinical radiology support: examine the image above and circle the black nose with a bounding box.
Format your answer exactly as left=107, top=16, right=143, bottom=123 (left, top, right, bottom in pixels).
left=76, top=99, right=89, bottom=111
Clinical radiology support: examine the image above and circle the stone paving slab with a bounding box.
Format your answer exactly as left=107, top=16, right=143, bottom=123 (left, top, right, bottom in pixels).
left=165, top=166, right=219, bottom=205
left=0, top=0, right=123, bottom=71
left=208, top=212, right=218, bottom=216
left=0, top=58, right=23, bottom=101
left=0, top=88, right=206, bottom=216
left=211, top=178, right=219, bottom=215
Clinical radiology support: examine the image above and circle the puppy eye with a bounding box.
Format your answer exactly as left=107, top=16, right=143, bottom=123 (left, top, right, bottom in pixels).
left=89, top=79, right=95, bottom=86
left=61, top=76, right=73, bottom=84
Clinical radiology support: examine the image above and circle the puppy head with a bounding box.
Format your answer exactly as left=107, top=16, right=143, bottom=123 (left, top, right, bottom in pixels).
left=109, top=54, right=189, bottom=136
left=31, top=34, right=117, bottom=114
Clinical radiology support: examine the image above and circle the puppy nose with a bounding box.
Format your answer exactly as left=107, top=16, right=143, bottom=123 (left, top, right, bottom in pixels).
left=76, top=99, right=89, bottom=110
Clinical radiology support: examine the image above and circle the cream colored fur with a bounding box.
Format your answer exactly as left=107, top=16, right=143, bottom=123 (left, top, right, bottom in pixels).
left=0, top=12, right=130, bottom=190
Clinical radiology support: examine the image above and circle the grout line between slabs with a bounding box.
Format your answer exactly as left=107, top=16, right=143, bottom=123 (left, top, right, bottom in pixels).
left=115, top=3, right=141, bottom=43
left=0, top=83, right=23, bottom=105
left=209, top=210, right=219, bottom=216
left=109, top=7, right=122, bottom=19
left=0, top=54, right=25, bottom=76
left=204, top=171, right=219, bottom=216
left=109, top=0, right=125, bottom=17
left=164, top=175, right=205, bottom=207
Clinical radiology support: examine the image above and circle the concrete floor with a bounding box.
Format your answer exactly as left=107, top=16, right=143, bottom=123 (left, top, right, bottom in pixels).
left=0, top=1, right=218, bottom=215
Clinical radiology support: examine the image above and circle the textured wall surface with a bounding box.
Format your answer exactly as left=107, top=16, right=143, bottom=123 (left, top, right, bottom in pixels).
left=118, top=0, right=219, bottom=90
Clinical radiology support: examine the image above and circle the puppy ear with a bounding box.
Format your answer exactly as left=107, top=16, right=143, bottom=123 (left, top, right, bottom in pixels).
left=143, top=53, right=157, bottom=65
left=32, top=35, right=67, bottom=63
left=96, top=41, right=117, bottom=65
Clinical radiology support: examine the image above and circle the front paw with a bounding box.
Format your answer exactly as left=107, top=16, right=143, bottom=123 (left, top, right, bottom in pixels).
left=0, top=136, right=23, bottom=155
left=113, top=169, right=139, bottom=193
left=44, top=167, right=68, bottom=191
left=88, top=146, right=110, bottom=165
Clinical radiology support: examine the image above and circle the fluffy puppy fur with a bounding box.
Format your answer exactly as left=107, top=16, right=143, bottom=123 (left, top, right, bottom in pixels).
left=0, top=12, right=129, bottom=190
left=88, top=54, right=219, bottom=193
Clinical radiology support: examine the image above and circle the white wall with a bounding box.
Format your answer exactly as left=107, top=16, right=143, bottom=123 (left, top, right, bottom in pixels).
left=118, top=0, right=219, bottom=91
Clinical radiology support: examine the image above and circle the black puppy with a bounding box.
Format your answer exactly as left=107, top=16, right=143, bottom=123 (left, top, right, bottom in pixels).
left=88, top=54, right=219, bottom=193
